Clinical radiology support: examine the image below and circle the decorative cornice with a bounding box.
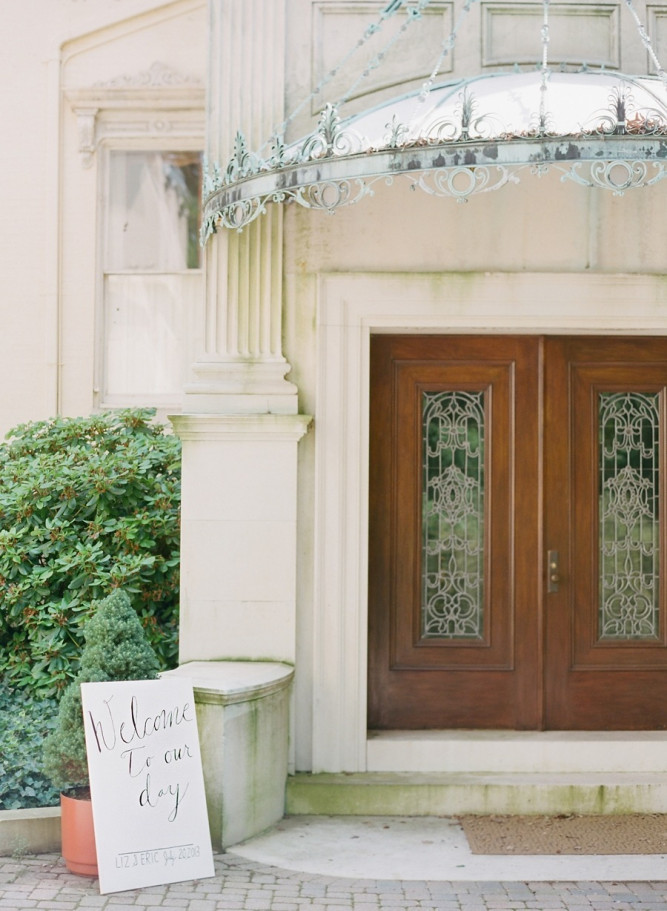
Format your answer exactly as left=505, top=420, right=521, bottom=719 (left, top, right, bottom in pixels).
left=93, top=61, right=202, bottom=89
left=68, top=80, right=205, bottom=167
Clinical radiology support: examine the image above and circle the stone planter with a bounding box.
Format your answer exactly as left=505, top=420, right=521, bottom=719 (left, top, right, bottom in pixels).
left=165, top=660, right=294, bottom=850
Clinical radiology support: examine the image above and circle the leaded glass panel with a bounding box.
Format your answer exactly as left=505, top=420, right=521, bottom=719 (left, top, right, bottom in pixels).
left=599, top=392, right=660, bottom=640
left=422, top=390, right=485, bottom=639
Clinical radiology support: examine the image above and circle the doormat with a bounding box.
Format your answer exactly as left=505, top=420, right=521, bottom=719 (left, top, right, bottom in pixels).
left=459, top=814, right=667, bottom=855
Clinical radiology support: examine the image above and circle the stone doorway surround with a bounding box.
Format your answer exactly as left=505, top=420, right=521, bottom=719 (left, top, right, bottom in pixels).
left=312, top=271, right=667, bottom=775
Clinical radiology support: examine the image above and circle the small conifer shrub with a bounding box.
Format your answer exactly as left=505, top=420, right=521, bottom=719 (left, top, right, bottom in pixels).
left=42, top=589, right=160, bottom=792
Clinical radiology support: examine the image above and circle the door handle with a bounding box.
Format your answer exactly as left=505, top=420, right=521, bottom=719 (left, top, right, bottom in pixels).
left=547, top=549, right=560, bottom=593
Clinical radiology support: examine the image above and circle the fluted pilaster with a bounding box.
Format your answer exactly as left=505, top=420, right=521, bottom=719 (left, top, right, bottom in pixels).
left=185, top=0, right=296, bottom=414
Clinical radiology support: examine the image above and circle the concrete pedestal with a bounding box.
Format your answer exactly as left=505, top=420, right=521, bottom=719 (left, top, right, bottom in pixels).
left=166, top=660, right=293, bottom=849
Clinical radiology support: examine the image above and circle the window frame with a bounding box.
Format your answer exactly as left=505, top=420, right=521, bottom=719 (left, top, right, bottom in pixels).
left=96, top=139, right=204, bottom=410
left=65, top=83, right=205, bottom=415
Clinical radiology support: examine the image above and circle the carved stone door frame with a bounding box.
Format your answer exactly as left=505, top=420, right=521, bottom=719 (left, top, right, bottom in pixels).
left=312, top=272, right=667, bottom=772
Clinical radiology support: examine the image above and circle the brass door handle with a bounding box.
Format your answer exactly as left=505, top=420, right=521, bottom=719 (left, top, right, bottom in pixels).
left=547, top=549, right=560, bottom=593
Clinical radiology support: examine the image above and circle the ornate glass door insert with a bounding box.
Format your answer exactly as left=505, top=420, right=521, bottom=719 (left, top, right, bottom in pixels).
left=599, top=392, right=660, bottom=641
left=422, top=390, right=485, bottom=640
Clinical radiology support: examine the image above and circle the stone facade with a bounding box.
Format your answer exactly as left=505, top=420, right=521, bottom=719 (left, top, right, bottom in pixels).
left=3, top=2, right=667, bottom=826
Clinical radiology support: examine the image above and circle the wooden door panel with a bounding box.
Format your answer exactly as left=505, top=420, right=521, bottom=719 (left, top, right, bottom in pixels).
left=369, top=334, right=667, bottom=731
left=368, top=335, right=541, bottom=730
left=544, top=337, right=667, bottom=730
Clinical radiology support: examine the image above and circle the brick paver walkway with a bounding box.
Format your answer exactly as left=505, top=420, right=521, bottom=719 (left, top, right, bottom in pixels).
left=2, top=853, right=667, bottom=911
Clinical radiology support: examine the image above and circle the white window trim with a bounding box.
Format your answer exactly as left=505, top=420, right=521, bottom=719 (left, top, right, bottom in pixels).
left=65, top=83, right=205, bottom=414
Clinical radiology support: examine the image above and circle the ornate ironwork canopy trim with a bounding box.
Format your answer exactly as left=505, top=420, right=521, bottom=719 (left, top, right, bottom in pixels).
left=202, top=71, right=667, bottom=237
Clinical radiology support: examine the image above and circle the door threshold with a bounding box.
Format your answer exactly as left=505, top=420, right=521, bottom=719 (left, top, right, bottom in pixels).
left=367, top=730, right=667, bottom=774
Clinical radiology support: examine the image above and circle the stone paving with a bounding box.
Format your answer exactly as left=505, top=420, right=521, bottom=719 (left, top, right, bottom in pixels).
left=2, top=852, right=667, bottom=911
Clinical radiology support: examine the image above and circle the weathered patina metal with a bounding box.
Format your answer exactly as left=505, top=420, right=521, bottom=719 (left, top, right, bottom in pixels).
left=202, top=0, right=667, bottom=236
left=202, top=71, right=667, bottom=237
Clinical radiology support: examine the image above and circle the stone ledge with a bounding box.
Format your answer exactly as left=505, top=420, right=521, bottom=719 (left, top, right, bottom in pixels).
left=286, top=772, right=667, bottom=816
left=0, top=806, right=61, bottom=857
left=164, top=660, right=294, bottom=705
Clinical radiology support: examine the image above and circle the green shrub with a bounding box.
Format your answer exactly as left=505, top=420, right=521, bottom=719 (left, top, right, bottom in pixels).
left=43, top=589, right=160, bottom=792
left=0, top=409, right=180, bottom=699
left=0, top=685, right=61, bottom=809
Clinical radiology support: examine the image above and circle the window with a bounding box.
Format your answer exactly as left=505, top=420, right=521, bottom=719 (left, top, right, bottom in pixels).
left=100, top=149, right=202, bottom=407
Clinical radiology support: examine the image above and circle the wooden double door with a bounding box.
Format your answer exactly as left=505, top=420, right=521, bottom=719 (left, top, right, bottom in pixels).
left=368, top=335, right=667, bottom=730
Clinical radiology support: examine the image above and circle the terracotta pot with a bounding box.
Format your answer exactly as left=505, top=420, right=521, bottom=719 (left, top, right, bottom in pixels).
left=60, top=791, right=98, bottom=877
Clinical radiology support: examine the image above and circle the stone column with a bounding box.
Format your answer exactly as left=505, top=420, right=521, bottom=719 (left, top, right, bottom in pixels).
left=172, top=0, right=310, bottom=672
left=171, top=413, right=310, bottom=665
left=185, top=0, right=296, bottom=415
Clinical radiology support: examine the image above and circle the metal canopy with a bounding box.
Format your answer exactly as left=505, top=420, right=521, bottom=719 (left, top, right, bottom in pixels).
left=202, top=1, right=667, bottom=237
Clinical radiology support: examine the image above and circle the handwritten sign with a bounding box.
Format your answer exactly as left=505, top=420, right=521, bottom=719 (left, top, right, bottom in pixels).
left=81, top=677, right=215, bottom=894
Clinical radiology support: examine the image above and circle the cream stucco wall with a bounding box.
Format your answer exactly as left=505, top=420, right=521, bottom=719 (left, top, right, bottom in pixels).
left=0, top=0, right=205, bottom=439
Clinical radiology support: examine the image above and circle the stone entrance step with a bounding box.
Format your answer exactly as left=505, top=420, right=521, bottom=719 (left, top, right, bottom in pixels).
left=286, top=772, right=667, bottom=816
left=366, top=731, right=667, bottom=774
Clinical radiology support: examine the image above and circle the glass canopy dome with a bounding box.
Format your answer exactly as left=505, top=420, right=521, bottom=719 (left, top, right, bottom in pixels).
left=202, top=3, right=667, bottom=236
left=352, top=70, right=667, bottom=142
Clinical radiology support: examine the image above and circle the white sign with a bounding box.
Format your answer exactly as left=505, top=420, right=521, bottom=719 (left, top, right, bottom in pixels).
left=81, top=677, right=215, bottom=894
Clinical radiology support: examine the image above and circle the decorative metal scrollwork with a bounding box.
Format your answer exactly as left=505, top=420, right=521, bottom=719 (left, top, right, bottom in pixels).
left=561, top=159, right=667, bottom=195
left=299, top=104, right=367, bottom=160
left=425, top=86, right=504, bottom=142
left=224, top=132, right=263, bottom=184
left=296, top=178, right=371, bottom=212
left=201, top=70, right=667, bottom=236
left=411, top=164, right=519, bottom=201
left=582, top=85, right=667, bottom=136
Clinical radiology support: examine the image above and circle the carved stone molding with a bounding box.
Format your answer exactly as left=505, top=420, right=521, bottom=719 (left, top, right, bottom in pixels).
left=481, top=2, right=620, bottom=68
left=93, top=60, right=202, bottom=89
left=72, top=106, right=99, bottom=169
left=648, top=5, right=667, bottom=75
left=67, top=72, right=205, bottom=167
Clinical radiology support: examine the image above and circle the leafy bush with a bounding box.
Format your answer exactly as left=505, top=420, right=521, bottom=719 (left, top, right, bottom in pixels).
left=0, top=684, right=61, bottom=809
left=43, top=589, right=160, bottom=791
left=0, top=409, right=180, bottom=699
